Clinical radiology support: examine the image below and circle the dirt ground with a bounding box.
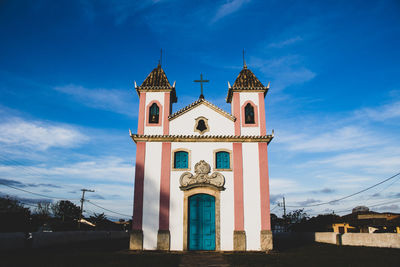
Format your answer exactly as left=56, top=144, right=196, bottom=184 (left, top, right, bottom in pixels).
left=1, top=239, right=399, bottom=267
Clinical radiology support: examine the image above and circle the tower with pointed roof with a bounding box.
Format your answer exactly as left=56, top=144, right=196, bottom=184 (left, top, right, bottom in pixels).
left=130, top=60, right=273, bottom=252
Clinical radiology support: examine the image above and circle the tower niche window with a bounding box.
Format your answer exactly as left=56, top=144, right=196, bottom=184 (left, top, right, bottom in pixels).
left=174, top=151, right=189, bottom=169
left=149, top=103, right=159, bottom=124
left=244, top=103, right=255, bottom=124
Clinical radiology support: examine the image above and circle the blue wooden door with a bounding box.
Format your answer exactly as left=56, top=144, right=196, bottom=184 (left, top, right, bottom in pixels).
left=188, top=194, right=216, bottom=250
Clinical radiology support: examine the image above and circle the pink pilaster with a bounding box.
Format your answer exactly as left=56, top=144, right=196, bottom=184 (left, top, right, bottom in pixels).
left=258, top=143, right=271, bottom=230
left=233, top=92, right=241, bottom=136
left=258, top=92, right=266, bottom=135
left=158, top=142, right=171, bottom=230
left=163, top=92, right=170, bottom=135
left=233, top=142, right=245, bottom=230
left=137, top=92, right=146, bottom=135
left=132, top=142, right=146, bottom=230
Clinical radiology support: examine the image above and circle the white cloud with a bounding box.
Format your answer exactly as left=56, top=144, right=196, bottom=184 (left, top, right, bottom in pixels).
left=54, top=84, right=136, bottom=117
left=48, top=157, right=134, bottom=183
left=268, top=97, right=400, bottom=215
left=251, top=55, right=316, bottom=91
left=211, top=0, right=251, bottom=23
left=312, top=149, right=400, bottom=173
left=270, top=178, right=301, bottom=193
left=278, top=126, right=382, bottom=153
left=355, top=100, right=400, bottom=122
left=0, top=156, right=135, bottom=216
left=0, top=118, right=87, bottom=151
left=0, top=156, right=134, bottom=184
left=79, top=0, right=163, bottom=25
left=268, top=36, right=303, bottom=48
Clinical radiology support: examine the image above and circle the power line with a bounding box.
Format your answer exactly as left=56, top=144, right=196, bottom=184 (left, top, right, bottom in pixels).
left=0, top=154, right=82, bottom=192
left=86, top=200, right=132, bottom=218
left=0, top=179, right=76, bottom=200
left=286, top=171, right=400, bottom=208
left=307, top=198, right=400, bottom=216
left=364, top=174, right=400, bottom=203
left=0, top=182, right=132, bottom=219
left=0, top=154, right=51, bottom=178
left=270, top=204, right=279, bottom=212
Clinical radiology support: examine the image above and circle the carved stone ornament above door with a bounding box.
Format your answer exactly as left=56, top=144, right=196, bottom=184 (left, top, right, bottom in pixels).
left=179, top=160, right=225, bottom=191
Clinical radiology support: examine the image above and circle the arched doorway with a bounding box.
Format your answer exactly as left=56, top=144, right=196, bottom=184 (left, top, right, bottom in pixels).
left=188, top=194, right=216, bottom=250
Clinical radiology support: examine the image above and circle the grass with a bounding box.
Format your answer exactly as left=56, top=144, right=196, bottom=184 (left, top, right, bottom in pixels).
left=1, top=239, right=399, bottom=267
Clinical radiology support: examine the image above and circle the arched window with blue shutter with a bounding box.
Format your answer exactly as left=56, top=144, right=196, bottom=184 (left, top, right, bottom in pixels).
left=174, top=151, right=189, bottom=169
left=216, top=151, right=230, bottom=170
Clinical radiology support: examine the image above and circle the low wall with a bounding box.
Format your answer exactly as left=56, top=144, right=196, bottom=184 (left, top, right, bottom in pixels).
left=0, top=231, right=129, bottom=250
left=340, top=233, right=400, bottom=249
left=0, top=232, right=26, bottom=250
left=315, top=232, right=337, bottom=245
left=274, top=232, right=400, bottom=249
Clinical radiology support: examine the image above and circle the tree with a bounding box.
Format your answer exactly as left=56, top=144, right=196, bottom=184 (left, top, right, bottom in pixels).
left=50, top=200, right=81, bottom=231
left=0, top=196, right=31, bottom=232
left=51, top=200, right=80, bottom=222
left=90, top=213, right=107, bottom=225
left=35, top=202, right=51, bottom=217
left=284, top=209, right=309, bottom=224
left=89, top=213, right=109, bottom=230
left=293, top=213, right=341, bottom=232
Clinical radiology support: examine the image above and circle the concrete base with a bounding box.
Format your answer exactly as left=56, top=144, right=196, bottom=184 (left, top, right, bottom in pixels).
left=233, top=230, right=246, bottom=251
left=260, top=230, right=273, bottom=251
left=157, top=230, right=170, bottom=250
left=129, top=230, right=143, bottom=250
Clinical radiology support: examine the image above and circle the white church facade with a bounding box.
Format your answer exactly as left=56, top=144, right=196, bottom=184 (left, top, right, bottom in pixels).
left=129, top=61, right=274, bottom=251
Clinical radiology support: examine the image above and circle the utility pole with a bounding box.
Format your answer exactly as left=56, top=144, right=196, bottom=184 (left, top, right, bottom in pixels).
left=79, top=188, right=94, bottom=229
left=283, top=196, right=287, bottom=232
left=283, top=196, right=286, bottom=218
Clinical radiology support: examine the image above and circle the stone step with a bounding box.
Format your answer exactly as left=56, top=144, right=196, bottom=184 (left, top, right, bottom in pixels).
left=179, top=252, right=230, bottom=267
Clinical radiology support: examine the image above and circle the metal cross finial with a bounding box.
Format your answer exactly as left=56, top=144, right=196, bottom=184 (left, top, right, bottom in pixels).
left=194, top=73, right=209, bottom=99
left=158, top=49, right=162, bottom=66
left=243, top=49, right=247, bottom=69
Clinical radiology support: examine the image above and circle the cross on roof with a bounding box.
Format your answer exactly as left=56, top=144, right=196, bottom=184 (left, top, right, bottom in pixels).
left=194, top=73, right=209, bottom=99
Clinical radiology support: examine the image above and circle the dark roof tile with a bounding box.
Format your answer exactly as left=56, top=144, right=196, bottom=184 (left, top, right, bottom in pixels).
left=140, top=64, right=171, bottom=88
left=232, top=67, right=264, bottom=89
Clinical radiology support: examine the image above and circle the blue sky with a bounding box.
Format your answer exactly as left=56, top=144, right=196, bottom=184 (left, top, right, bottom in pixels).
left=0, top=0, right=399, bottom=219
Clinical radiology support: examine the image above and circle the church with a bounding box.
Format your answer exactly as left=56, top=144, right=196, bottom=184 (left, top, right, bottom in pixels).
left=129, top=59, right=274, bottom=251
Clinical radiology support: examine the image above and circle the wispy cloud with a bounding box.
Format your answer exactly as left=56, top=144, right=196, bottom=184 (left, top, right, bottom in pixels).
left=376, top=204, right=400, bottom=212
left=355, top=100, right=400, bottom=122
left=312, top=149, right=400, bottom=173
left=0, top=157, right=133, bottom=184
left=0, top=118, right=88, bottom=151
left=269, top=97, right=400, bottom=215
left=270, top=193, right=284, bottom=204
left=211, top=0, right=251, bottom=23
left=278, top=126, right=381, bottom=153
left=251, top=55, right=316, bottom=91
left=270, top=178, right=302, bottom=193
left=54, top=84, right=136, bottom=117
left=0, top=178, right=61, bottom=189
left=268, top=36, right=303, bottom=48
left=79, top=0, right=164, bottom=25
left=310, top=188, right=336, bottom=194
left=297, top=198, right=321, bottom=206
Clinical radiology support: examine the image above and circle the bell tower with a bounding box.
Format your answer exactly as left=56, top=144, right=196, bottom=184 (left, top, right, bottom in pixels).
left=226, top=64, right=269, bottom=136
left=226, top=63, right=272, bottom=251
left=135, top=63, right=177, bottom=136
left=131, top=63, right=177, bottom=250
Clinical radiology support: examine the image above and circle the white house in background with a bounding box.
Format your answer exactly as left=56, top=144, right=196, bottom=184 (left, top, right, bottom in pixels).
left=129, top=61, right=274, bottom=251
